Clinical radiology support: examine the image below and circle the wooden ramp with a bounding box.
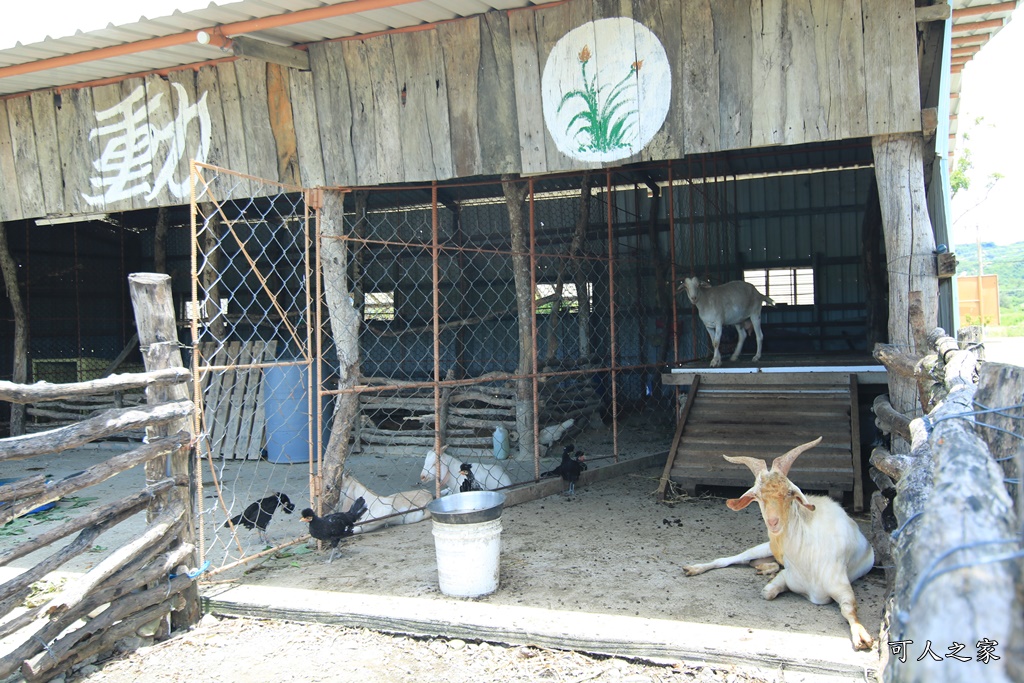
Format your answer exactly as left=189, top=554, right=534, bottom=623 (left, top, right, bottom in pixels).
left=659, top=371, right=864, bottom=511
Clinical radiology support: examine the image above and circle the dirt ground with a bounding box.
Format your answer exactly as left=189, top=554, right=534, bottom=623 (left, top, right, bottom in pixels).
left=59, top=461, right=887, bottom=682
left=2, top=414, right=888, bottom=682
left=69, top=614, right=780, bottom=683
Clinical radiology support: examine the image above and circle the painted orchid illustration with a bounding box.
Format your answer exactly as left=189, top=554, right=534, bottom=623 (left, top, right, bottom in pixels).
left=556, top=45, right=642, bottom=154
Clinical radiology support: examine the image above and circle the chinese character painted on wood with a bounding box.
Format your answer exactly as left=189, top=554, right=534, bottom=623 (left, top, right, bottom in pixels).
left=83, top=83, right=211, bottom=206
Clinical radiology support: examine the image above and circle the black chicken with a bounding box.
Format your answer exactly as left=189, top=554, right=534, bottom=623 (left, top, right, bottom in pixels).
left=541, top=444, right=587, bottom=494
left=301, top=497, right=368, bottom=563
left=459, top=463, right=484, bottom=493
left=224, top=492, right=295, bottom=545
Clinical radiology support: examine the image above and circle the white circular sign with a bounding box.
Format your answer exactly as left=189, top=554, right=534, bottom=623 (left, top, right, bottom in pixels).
left=541, top=18, right=671, bottom=163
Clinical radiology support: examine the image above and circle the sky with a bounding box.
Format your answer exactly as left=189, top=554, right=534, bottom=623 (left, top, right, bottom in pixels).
left=949, top=10, right=1024, bottom=247
left=0, top=2, right=1021, bottom=248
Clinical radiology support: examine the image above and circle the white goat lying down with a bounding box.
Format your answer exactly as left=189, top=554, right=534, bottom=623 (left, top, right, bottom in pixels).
left=681, top=277, right=774, bottom=367
left=420, top=447, right=512, bottom=495
left=682, top=437, right=876, bottom=650
left=338, top=471, right=433, bottom=534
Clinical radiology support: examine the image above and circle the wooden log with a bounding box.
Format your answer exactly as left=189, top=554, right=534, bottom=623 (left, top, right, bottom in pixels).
left=0, top=367, right=189, bottom=404
left=885, top=333, right=1021, bottom=683
left=28, top=575, right=192, bottom=676
left=975, top=362, right=1024, bottom=522
left=415, top=414, right=518, bottom=431
left=319, top=191, right=362, bottom=513
left=21, top=595, right=183, bottom=682
left=450, top=406, right=515, bottom=420
left=359, top=432, right=490, bottom=448
left=0, top=476, right=180, bottom=568
left=0, top=500, right=138, bottom=611
left=128, top=271, right=200, bottom=629
left=0, top=433, right=186, bottom=523
left=0, top=541, right=191, bottom=678
left=450, top=391, right=518, bottom=408
left=0, top=474, right=46, bottom=504
left=868, top=489, right=895, bottom=585
left=86, top=542, right=194, bottom=612
left=0, top=603, right=44, bottom=645
left=869, top=446, right=913, bottom=482
left=871, top=394, right=912, bottom=442
left=42, top=502, right=184, bottom=618
left=872, top=343, right=921, bottom=380
left=0, top=221, right=28, bottom=435
left=872, top=133, right=938, bottom=437
left=503, top=176, right=535, bottom=461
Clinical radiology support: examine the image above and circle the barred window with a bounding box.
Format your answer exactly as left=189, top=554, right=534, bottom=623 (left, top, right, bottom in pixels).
left=364, top=291, right=396, bottom=321
left=536, top=282, right=593, bottom=314
left=743, top=267, right=814, bottom=305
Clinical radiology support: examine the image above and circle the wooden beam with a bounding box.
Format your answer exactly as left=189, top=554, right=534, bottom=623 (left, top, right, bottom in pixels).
left=0, top=367, right=189, bottom=404
left=232, top=36, right=310, bottom=71
left=951, top=18, right=1005, bottom=33
left=953, top=1, right=1016, bottom=19
left=921, top=107, right=938, bottom=138
left=0, top=401, right=193, bottom=461
left=915, top=3, right=951, bottom=23
left=952, top=34, right=988, bottom=47
left=951, top=46, right=982, bottom=57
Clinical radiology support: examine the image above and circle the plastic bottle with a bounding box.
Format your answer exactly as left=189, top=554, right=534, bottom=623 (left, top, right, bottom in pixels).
left=493, top=425, right=510, bottom=460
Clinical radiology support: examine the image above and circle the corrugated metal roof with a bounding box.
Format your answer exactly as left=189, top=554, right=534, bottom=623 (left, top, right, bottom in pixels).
left=948, top=0, right=1021, bottom=157
left=0, top=0, right=1017, bottom=164
left=0, top=0, right=562, bottom=97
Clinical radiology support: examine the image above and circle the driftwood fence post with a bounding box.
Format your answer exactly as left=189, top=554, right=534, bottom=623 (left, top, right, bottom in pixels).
left=0, top=221, right=28, bottom=436
left=127, top=272, right=201, bottom=629
left=872, top=328, right=1023, bottom=682
left=317, top=189, right=362, bottom=514
left=871, top=134, right=939, bottom=451
left=502, top=174, right=536, bottom=462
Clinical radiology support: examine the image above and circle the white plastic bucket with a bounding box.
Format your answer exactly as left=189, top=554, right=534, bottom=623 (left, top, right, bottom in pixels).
left=431, top=517, right=502, bottom=597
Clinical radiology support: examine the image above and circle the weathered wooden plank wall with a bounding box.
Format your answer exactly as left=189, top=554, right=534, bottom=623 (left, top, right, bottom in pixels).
left=0, top=0, right=921, bottom=222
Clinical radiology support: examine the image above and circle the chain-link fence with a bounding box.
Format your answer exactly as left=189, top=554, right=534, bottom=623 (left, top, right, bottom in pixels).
left=191, top=162, right=734, bottom=572
left=190, top=163, right=315, bottom=573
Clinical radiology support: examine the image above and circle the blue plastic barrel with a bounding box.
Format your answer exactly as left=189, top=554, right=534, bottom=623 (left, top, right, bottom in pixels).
left=263, top=364, right=315, bottom=464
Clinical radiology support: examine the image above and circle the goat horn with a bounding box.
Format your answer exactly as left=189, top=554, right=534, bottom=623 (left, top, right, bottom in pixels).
left=723, top=455, right=768, bottom=477
left=770, top=436, right=824, bottom=476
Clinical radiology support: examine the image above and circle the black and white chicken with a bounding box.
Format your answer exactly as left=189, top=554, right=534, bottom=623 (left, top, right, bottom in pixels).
left=223, top=492, right=295, bottom=545
left=458, top=463, right=485, bottom=493
left=301, top=497, right=368, bottom=563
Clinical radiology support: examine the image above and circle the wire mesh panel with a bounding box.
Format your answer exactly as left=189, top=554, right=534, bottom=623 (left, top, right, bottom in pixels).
left=314, top=175, right=635, bottom=524
left=188, top=162, right=743, bottom=570
left=190, top=163, right=313, bottom=572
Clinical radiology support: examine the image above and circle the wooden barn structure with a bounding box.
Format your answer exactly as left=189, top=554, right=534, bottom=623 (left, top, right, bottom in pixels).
left=0, top=0, right=986, bottom=497
left=1, top=1, right=1022, bottom=680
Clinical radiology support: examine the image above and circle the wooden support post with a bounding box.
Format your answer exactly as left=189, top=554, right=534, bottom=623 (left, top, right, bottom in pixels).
left=0, top=221, right=28, bottom=436
left=503, top=175, right=536, bottom=462
left=128, top=272, right=201, bottom=629
left=318, top=190, right=361, bottom=514
left=871, top=134, right=939, bottom=450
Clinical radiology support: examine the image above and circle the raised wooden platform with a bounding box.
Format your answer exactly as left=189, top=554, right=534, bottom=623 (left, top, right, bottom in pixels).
left=659, top=361, right=879, bottom=511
